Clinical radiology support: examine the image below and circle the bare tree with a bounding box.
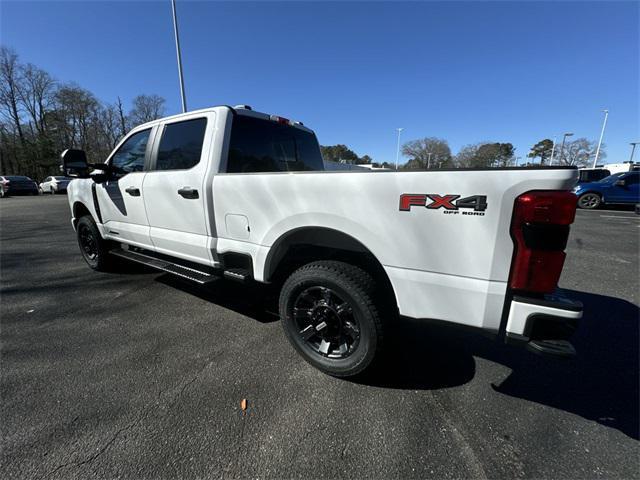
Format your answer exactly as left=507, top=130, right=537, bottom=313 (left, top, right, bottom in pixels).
left=0, top=46, right=26, bottom=146
left=454, top=144, right=481, bottom=168
left=116, top=96, right=128, bottom=137
left=401, top=137, right=452, bottom=169
left=52, top=85, right=101, bottom=154
left=0, top=46, right=168, bottom=178
left=17, top=63, right=56, bottom=136
left=129, top=94, right=165, bottom=125
left=97, top=103, right=122, bottom=153
left=559, top=138, right=603, bottom=167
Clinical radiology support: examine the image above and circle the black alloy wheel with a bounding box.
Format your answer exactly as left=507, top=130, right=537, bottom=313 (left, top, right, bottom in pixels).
left=76, top=215, right=113, bottom=271
left=79, top=223, right=99, bottom=263
left=293, top=286, right=361, bottom=359
left=279, top=261, right=384, bottom=377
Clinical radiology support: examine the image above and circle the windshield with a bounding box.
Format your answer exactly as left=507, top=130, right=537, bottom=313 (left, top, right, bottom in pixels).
left=597, top=172, right=626, bottom=183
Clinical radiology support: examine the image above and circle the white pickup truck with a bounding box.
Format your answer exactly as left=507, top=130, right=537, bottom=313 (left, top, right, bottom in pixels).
left=62, top=105, right=582, bottom=377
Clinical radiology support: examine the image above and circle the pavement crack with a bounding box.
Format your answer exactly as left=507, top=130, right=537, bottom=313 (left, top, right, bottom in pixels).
left=41, top=361, right=214, bottom=479
left=41, top=420, right=138, bottom=480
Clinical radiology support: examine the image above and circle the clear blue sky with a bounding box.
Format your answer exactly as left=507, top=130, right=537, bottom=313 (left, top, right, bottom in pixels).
left=2, top=1, right=638, bottom=164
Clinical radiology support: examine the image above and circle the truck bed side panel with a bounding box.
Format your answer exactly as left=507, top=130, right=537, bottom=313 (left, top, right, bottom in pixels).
left=213, top=169, right=577, bottom=330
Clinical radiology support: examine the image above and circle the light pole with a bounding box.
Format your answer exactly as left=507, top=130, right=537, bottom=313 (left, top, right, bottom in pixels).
left=427, top=152, right=432, bottom=169
left=395, top=128, right=403, bottom=170
left=171, top=0, right=187, bottom=113
left=629, top=142, right=639, bottom=163
left=549, top=136, right=557, bottom=165
left=558, top=132, right=573, bottom=166
left=593, top=109, right=608, bottom=168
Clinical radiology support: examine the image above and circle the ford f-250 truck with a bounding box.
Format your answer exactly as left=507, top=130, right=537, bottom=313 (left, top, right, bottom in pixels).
left=61, top=105, right=582, bottom=377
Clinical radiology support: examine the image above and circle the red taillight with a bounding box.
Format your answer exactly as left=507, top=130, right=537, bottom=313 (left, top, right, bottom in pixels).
left=509, top=191, right=577, bottom=293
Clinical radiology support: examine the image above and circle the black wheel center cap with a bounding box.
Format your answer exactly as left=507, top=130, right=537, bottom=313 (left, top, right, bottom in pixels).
left=312, top=304, right=340, bottom=335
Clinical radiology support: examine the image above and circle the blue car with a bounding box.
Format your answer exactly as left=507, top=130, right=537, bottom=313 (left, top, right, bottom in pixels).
left=574, top=171, right=640, bottom=209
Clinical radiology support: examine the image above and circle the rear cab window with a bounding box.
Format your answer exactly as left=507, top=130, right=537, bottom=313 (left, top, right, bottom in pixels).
left=226, top=115, right=324, bottom=173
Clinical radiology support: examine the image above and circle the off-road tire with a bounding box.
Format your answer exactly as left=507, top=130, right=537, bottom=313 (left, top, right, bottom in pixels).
left=279, top=260, right=383, bottom=377
left=76, top=215, right=114, bottom=271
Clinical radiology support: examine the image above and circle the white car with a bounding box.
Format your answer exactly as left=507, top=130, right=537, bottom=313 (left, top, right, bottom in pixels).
left=0, top=176, right=9, bottom=197
left=39, top=176, right=71, bottom=194
left=62, top=105, right=583, bottom=377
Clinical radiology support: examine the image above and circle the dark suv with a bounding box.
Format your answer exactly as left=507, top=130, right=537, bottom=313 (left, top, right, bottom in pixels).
left=0, top=176, right=39, bottom=197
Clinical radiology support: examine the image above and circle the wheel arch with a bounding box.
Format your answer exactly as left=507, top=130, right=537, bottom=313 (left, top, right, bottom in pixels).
left=72, top=201, right=94, bottom=227
left=264, top=226, right=398, bottom=315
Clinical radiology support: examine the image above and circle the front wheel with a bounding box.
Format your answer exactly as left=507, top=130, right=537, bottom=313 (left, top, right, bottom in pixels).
left=279, top=261, right=384, bottom=378
left=578, top=192, right=601, bottom=209
left=76, top=216, right=113, bottom=271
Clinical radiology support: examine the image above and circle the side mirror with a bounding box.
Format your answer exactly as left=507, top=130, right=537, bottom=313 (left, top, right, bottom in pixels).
left=61, top=149, right=90, bottom=178
left=615, top=179, right=626, bottom=187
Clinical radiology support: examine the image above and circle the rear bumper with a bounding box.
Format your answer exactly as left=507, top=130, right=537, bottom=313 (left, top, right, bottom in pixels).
left=506, top=294, right=582, bottom=358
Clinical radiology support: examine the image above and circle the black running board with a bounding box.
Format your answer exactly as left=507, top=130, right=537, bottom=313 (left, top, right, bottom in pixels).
left=110, top=248, right=254, bottom=285
left=527, top=339, right=576, bottom=359
left=223, top=268, right=251, bottom=283
left=110, top=248, right=219, bottom=284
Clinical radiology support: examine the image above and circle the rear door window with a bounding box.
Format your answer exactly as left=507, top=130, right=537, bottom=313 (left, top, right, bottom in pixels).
left=155, top=118, right=207, bottom=171
left=226, top=115, right=323, bottom=173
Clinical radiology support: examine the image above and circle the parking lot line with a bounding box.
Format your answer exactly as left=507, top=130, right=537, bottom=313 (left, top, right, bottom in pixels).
left=599, top=215, right=639, bottom=219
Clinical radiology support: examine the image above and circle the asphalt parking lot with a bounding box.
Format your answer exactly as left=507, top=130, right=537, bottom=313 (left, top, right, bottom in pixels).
left=1, top=195, right=638, bottom=479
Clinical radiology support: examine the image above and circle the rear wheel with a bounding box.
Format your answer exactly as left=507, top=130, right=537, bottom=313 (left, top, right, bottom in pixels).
left=76, top=216, right=113, bottom=271
left=279, top=261, right=383, bottom=377
left=577, top=192, right=601, bottom=209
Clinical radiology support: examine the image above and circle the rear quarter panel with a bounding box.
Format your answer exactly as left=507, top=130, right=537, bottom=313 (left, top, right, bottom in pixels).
left=213, top=168, right=578, bottom=329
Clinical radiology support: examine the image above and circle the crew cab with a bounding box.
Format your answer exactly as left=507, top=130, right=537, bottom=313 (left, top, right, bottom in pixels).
left=61, top=105, right=583, bottom=377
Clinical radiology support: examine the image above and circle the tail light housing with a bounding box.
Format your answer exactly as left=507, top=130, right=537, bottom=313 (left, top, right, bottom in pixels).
left=270, top=115, right=291, bottom=125
left=509, top=191, right=577, bottom=293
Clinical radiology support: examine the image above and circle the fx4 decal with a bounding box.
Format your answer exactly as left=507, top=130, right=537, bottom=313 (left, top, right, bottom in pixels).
left=399, top=194, right=488, bottom=216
